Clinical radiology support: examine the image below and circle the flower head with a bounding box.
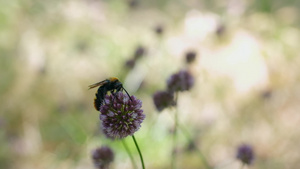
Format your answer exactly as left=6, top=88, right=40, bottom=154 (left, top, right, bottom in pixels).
left=236, top=144, right=254, bottom=165
left=92, top=146, right=114, bottom=169
left=154, top=24, right=164, bottom=35
left=128, top=0, right=138, bottom=8
left=167, top=70, right=194, bottom=92
left=216, top=23, right=226, bottom=37
left=133, top=46, right=146, bottom=59
left=99, top=92, right=145, bottom=139
left=153, top=91, right=176, bottom=112
left=125, top=58, right=136, bottom=69
left=185, top=51, right=197, bottom=64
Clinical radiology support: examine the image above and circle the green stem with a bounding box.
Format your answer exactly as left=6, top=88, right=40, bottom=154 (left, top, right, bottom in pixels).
left=132, top=135, right=145, bottom=169
left=121, top=139, right=137, bottom=169
left=171, top=92, right=179, bottom=169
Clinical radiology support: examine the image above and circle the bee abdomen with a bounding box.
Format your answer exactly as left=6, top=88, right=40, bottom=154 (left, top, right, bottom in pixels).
left=94, top=97, right=101, bottom=111
left=94, top=86, right=107, bottom=111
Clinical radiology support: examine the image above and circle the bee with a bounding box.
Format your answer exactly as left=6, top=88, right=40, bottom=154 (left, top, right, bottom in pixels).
left=89, top=77, right=131, bottom=111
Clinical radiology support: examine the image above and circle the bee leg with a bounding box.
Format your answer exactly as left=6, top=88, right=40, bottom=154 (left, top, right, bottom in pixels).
left=111, top=89, right=117, bottom=102
left=122, top=87, right=132, bottom=101
left=111, top=88, right=122, bottom=102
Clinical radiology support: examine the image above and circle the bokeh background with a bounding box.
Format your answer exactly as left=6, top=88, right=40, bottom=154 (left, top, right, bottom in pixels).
left=1, top=0, right=300, bottom=168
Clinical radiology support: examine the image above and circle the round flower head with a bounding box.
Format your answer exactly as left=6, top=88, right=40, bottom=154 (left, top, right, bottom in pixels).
left=153, top=91, right=176, bottom=112
left=92, top=146, right=114, bottom=169
left=185, top=51, right=197, bottom=64
left=236, top=144, right=254, bottom=165
left=167, top=70, right=194, bottom=92
left=99, top=92, right=145, bottom=139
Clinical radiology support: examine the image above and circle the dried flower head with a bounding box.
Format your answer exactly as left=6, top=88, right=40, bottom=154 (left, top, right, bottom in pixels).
left=236, top=144, right=254, bottom=165
left=167, top=70, right=194, bottom=92
left=92, top=146, right=114, bottom=169
left=153, top=91, right=176, bottom=112
left=185, top=51, right=197, bottom=64
left=99, top=92, right=145, bottom=139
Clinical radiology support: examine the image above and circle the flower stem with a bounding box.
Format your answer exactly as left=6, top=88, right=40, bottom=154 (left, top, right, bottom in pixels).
left=240, top=163, right=245, bottom=169
left=121, top=139, right=137, bottom=169
left=171, top=92, right=179, bottom=169
left=171, top=109, right=178, bottom=169
left=132, top=135, right=145, bottom=169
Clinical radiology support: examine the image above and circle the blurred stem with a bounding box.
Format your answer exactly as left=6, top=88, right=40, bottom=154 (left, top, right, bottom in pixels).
left=171, top=92, right=179, bottom=169
left=132, top=135, right=145, bottom=169
left=121, top=139, right=137, bottom=169
left=178, top=123, right=212, bottom=169
left=240, top=163, right=245, bottom=169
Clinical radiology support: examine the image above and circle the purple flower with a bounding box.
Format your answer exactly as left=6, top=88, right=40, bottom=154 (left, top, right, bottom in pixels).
left=92, top=146, right=114, bottom=169
left=236, top=144, right=254, bottom=165
left=153, top=91, right=176, bottom=112
left=99, top=92, right=145, bottom=139
left=167, top=70, right=194, bottom=92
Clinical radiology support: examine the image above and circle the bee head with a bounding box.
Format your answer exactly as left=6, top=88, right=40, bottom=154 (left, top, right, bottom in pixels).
left=107, top=77, right=122, bottom=90
left=109, top=78, right=131, bottom=100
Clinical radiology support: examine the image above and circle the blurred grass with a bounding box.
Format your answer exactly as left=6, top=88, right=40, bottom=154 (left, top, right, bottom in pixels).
left=1, top=0, right=300, bottom=169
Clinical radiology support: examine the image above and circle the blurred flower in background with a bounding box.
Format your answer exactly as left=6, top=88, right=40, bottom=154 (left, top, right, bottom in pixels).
left=153, top=90, right=176, bottom=112
left=92, top=146, right=114, bottom=169
left=167, top=70, right=194, bottom=92
left=133, top=46, right=146, bottom=60
left=215, top=23, right=226, bottom=37
left=125, top=58, right=136, bottom=69
left=236, top=144, right=254, bottom=165
left=185, top=50, right=197, bottom=64
left=124, top=45, right=146, bottom=70
left=154, top=24, right=164, bottom=36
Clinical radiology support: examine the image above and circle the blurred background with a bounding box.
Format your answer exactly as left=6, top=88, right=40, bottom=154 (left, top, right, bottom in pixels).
left=1, top=0, right=300, bottom=168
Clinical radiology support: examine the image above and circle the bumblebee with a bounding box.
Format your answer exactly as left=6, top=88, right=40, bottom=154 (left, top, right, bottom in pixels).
left=89, top=77, right=131, bottom=111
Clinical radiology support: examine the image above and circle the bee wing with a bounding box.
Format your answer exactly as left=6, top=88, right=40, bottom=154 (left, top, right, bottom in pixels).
left=88, top=80, right=107, bottom=89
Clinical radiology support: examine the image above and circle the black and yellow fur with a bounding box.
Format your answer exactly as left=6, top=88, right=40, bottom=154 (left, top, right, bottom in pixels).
left=89, top=77, right=131, bottom=111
